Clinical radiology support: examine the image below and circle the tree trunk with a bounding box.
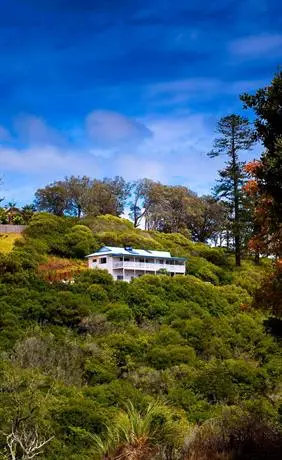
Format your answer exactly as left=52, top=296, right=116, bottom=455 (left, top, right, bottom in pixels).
left=232, top=124, right=241, bottom=267
left=226, top=230, right=230, bottom=249
left=254, top=251, right=260, bottom=265
left=234, top=233, right=241, bottom=266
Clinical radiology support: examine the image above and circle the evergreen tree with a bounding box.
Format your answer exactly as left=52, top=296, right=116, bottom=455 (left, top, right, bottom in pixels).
left=241, top=71, right=282, bottom=232
left=208, top=114, right=255, bottom=266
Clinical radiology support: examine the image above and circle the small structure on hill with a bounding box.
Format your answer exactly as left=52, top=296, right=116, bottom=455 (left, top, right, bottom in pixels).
left=86, top=246, right=186, bottom=282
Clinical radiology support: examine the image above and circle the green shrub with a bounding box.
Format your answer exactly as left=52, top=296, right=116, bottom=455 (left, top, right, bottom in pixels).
left=147, top=345, right=196, bottom=369
left=64, top=225, right=98, bottom=258
left=106, top=304, right=133, bottom=323
left=74, top=269, right=113, bottom=286
left=186, top=256, right=221, bottom=284
left=87, top=284, right=109, bottom=303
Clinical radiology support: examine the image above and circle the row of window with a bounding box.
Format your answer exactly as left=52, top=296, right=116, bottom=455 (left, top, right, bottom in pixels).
left=92, top=257, right=184, bottom=266
left=92, top=257, right=107, bottom=264
left=117, top=258, right=184, bottom=265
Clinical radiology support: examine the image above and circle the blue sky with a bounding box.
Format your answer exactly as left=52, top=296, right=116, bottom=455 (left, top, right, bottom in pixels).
left=0, top=0, right=281, bottom=204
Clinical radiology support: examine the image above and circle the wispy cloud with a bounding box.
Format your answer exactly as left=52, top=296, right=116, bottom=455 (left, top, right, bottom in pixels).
left=230, top=33, right=282, bottom=58
left=0, top=110, right=221, bottom=202
left=13, top=115, right=66, bottom=146
left=0, top=145, right=100, bottom=176
left=0, top=126, right=11, bottom=141
left=147, top=77, right=267, bottom=108
left=148, top=78, right=220, bottom=96
left=0, top=104, right=262, bottom=206
left=86, top=110, right=153, bottom=148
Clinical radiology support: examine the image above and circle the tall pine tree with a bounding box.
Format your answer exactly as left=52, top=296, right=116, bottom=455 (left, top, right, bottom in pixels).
left=208, top=114, right=255, bottom=266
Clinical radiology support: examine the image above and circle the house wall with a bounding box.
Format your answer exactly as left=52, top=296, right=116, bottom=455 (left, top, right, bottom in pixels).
left=87, top=254, right=186, bottom=282
left=87, top=255, right=114, bottom=273
left=112, top=259, right=185, bottom=274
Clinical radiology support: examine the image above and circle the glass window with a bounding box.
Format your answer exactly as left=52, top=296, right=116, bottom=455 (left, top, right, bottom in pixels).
left=159, top=260, right=164, bottom=264
left=139, top=258, right=144, bottom=263
left=166, top=260, right=171, bottom=265
left=99, top=257, right=107, bottom=264
left=117, top=275, right=123, bottom=280
left=124, top=257, right=130, bottom=262
left=92, top=259, right=97, bottom=263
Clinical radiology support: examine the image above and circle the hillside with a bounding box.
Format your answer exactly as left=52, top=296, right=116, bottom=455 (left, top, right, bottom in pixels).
left=0, top=233, right=21, bottom=253
left=0, top=213, right=281, bottom=459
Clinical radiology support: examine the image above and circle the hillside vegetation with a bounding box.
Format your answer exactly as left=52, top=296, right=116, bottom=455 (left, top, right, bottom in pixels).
left=0, top=234, right=21, bottom=253
left=0, top=213, right=281, bottom=460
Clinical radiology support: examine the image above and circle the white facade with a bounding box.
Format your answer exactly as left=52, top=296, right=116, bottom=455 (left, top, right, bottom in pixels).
left=86, top=246, right=186, bottom=282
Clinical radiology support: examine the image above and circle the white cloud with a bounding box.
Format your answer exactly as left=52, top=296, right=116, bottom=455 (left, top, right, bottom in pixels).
left=114, top=154, right=166, bottom=182
left=0, top=109, right=259, bottom=204
left=148, top=78, right=220, bottom=96
left=13, top=115, right=66, bottom=146
left=146, top=77, right=267, bottom=108
left=98, top=113, right=223, bottom=193
left=86, top=110, right=153, bottom=147
left=230, top=33, right=282, bottom=58
left=0, top=145, right=100, bottom=177
left=0, top=126, right=11, bottom=141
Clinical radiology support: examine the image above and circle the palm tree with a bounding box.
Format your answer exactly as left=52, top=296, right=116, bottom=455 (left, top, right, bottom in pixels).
left=21, top=204, right=36, bottom=223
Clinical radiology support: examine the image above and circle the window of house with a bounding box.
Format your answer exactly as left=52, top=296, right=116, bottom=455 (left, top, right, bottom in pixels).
left=159, top=260, right=164, bottom=264
left=139, top=258, right=144, bottom=263
left=124, top=257, right=130, bottom=262
left=99, top=257, right=107, bottom=264
left=145, top=259, right=151, bottom=263
left=117, top=275, right=123, bottom=280
left=166, top=260, right=171, bottom=265
left=92, top=259, right=97, bottom=263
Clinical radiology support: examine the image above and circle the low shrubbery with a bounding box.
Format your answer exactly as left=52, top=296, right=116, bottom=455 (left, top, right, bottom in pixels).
left=0, top=213, right=279, bottom=459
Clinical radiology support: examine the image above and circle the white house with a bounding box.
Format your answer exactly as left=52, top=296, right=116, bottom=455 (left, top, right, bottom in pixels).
left=86, top=246, right=186, bottom=282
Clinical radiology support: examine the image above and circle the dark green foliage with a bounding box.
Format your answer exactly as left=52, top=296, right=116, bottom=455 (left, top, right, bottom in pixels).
left=186, top=256, right=224, bottom=284
left=87, top=284, right=109, bottom=303
left=241, top=71, right=282, bottom=220
left=147, top=345, right=196, bottom=369
left=75, top=268, right=114, bottom=286
left=64, top=224, right=98, bottom=258
left=0, top=214, right=281, bottom=459
left=23, top=214, right=97, bottom=258
left=106, top=304, right=133, bottom=323
left=208, top=114, right=255, bottom=266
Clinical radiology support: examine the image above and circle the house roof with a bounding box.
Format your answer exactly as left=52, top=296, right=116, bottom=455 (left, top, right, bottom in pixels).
left=86, top=246, right=186, bottom=261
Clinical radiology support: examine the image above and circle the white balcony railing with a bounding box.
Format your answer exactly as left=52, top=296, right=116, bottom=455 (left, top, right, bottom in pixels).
left=112, top=260, right=185, bottom=273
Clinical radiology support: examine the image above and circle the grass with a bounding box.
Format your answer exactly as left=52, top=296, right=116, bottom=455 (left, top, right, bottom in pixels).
left=0, top=233, right=22, bottom=253
left=38, top=256, right=88, bottom=281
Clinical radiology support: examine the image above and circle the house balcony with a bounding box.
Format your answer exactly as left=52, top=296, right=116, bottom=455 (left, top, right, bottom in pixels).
left=112, top=260, right=185, bottom=274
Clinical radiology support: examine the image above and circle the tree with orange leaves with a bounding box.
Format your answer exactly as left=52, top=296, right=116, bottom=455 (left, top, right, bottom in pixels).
left=241, top=71, right=282, bottom=240
left=242, top=71, right=282, bottom=316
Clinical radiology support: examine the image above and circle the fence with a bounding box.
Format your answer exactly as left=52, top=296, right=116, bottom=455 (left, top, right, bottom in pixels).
left=0, top=224, right=27, bottom=234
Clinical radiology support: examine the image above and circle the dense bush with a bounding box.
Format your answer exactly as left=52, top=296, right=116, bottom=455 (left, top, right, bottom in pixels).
left=0, top=214, right=280, bottom=459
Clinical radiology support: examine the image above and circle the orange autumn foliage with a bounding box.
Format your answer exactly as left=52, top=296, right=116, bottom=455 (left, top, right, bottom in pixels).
left=242, top=180, right=258, bottom=195
left=38, top=256, right=87, bottom=282
left=244, top=160, right=261, bottom=175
